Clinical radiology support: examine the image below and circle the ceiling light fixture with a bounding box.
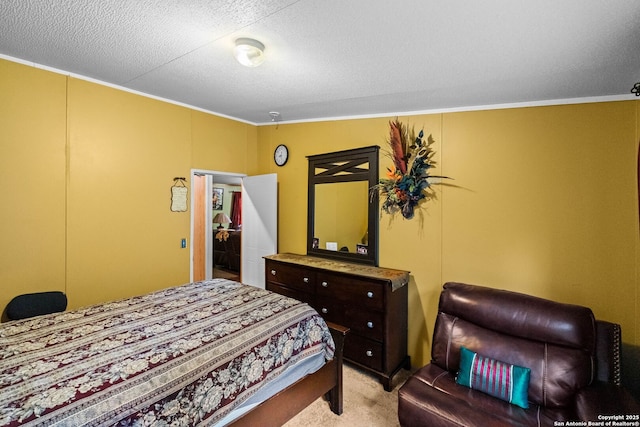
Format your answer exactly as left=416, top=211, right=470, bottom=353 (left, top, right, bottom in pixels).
left=234, top=38, right=265, bottom=67
left=269, top=111, right=281, bottom=122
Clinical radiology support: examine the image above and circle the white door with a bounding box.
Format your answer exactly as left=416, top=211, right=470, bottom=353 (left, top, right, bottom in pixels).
left=241, top=174, right=278, bottom=289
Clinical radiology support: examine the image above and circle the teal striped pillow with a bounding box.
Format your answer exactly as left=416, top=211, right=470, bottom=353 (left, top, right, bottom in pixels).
left=456, top=346, right=530, bottom=409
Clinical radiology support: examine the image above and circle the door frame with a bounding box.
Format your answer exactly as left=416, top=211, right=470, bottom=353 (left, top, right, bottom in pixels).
left=190, top=169, right=246, bottom=282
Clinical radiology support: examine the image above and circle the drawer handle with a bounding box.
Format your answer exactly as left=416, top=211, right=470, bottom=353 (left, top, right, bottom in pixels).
left=303, top=277, right=309, bottom=283
left=270, top=269, right=276, bottom=275
left=321, top=308, right=328, bottom=314
left=366, top=291, right=374, bottom=298
left=321, top=281, right=328, bottom=287
left=367, top=321, right=374, bottom=329
left=366, top=350, right=373, bottom=357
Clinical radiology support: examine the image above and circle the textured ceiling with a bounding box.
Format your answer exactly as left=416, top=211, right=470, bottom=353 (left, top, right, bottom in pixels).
left=1, top=0, right=639, bottom=125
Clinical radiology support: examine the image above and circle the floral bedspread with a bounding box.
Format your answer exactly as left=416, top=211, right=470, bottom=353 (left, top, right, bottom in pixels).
left=0, top=279, right=335, bottom=426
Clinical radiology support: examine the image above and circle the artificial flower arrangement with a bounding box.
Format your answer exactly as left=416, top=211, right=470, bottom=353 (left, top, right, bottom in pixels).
left=374, top=119, right=450, bottom=219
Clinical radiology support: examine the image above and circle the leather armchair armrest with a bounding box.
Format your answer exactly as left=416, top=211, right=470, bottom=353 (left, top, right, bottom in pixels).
left=595, top=320, right=622, bottom=385
left=575, top=381, right=639, bottom=421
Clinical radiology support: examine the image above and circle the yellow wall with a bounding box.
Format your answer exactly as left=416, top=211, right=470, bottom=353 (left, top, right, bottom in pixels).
left=1, top=58, right=639, bottom=386
left=65, top=79, right=193, bottom=308
left=441, top=104, right=638, bottom=328
left=191, top=111, right=258, bottom=175
left=0, top=60, right=67, bottom=305
left=257, top=120, right=384, bottom=255
left=0, top=59, right=257, bottom=313
left=259, top=102, right=640, bottom=369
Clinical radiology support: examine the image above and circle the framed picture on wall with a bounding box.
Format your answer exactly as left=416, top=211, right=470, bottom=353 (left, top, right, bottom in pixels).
left=212, top=188, right=224, bottom=210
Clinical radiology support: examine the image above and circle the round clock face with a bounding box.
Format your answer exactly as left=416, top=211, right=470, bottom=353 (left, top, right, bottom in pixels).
left=274, top=144, right=289, bottom=166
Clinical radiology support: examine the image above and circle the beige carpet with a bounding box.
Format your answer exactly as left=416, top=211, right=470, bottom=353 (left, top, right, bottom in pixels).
left=284, top=364, right=411, bottom=427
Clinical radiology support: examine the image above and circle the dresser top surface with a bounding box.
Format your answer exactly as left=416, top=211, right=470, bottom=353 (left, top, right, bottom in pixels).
left=264, top=253, right=409, bottom=290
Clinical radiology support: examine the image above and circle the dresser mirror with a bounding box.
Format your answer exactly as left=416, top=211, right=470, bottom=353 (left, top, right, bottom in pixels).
left=307, top=146, right=379, bottom=266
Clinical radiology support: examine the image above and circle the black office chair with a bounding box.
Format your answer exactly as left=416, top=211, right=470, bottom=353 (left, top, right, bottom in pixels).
left=6, top=291, right=67, bottom=320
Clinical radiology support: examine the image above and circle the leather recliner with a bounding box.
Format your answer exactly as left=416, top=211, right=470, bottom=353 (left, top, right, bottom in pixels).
left=398, top=282, right=639, bottom=426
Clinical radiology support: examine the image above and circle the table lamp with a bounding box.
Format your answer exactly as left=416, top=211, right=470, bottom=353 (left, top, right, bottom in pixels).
left=213, top=212, right=232, bottom=230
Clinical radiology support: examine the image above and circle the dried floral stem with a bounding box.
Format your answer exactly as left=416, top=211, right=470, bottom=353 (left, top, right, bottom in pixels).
left=374, top=119, right=451, bottom=219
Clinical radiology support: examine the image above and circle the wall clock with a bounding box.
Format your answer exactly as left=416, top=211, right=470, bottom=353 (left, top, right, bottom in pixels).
left=274, top=144, right=289, bottom=166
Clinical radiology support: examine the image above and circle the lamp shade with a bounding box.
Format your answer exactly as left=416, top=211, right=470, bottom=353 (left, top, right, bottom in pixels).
left=234, top=38, right=265, bottom=67
left=213, top=212, right=232, bottom=224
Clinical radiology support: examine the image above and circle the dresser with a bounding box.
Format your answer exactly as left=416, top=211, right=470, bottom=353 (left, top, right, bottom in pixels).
left=264, top=253, right=410, bottom=391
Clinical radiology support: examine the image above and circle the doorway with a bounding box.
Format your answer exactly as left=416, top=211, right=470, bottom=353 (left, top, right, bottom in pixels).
left=191, top=170, right=244, bottom=283
left=190, top=170, right=278, bottom=289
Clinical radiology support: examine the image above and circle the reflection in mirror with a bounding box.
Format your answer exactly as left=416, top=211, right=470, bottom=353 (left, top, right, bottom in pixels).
left=307, top=146, right=379, bottom=265
left=314, top=181, right=369, bottom=253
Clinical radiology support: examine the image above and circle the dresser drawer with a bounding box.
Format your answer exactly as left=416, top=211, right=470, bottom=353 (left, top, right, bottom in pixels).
left=316, top=273, right=384, bottom=310
left=314, top=296, right=344, bottom=326
left=344, top=307, right=384, bottom=342
left=315, top=297, right=383, bottom=342
left=344, top=334, right=383, bottom=372
left=266, top=260, right=316, bottom=292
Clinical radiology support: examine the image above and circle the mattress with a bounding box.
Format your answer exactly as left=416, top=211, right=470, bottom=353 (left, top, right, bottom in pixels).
left=0, top=279, right=335, bottom=426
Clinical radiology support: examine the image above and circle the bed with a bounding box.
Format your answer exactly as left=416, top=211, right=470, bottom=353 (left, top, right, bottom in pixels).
left=0, top=279, right=347, bottom=426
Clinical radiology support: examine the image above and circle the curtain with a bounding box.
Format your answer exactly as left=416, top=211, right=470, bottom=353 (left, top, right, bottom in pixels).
left=230, top=191, right=242, bottom=230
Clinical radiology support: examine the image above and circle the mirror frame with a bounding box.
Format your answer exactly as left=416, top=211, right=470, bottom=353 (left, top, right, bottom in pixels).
left=307, top=146, right=379, bottom=266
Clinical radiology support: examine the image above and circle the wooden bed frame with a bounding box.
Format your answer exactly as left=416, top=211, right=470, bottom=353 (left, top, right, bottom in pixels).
left=230, top=322, right=349, bottom=426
